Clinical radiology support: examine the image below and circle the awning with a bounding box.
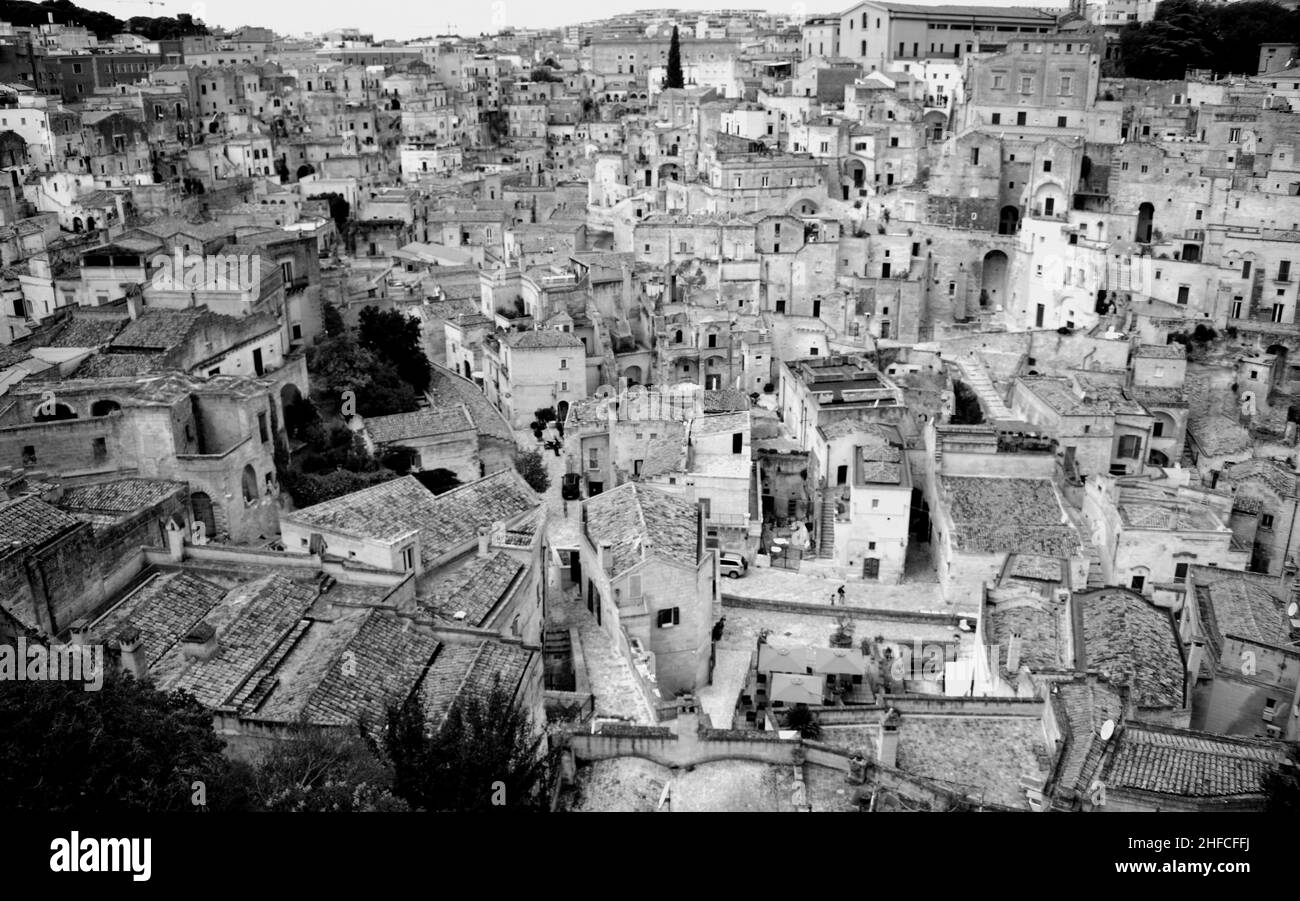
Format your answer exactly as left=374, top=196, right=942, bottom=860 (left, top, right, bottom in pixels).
left=759, top=643, right=812, bottom=675
left=812, top=646, right=867, bottom=676
left=770, top=672, right=823, bottom=706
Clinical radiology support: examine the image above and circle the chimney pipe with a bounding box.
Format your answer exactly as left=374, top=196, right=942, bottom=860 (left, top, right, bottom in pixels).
left=599, top=540, right=614, bottom=574
left=877, top=708, right=900, bottom=769
left=478, top=526, right=491, bottom=557
left=181, top=622, right=218, bottom=661
left=118, top=626, right=148, bottom=679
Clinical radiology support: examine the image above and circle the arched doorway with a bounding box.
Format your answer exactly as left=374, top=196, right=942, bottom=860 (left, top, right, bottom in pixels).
left=1148, top=449, right=1170, bottom=466
left=981, top=250, right=1009, bottom=307
left=1136, top=202, right=1154, bottom=243
left=620, top=365, right=642, bottom=386
left=90, top=399, right=120, bottom=417
left=241, top=465, right=258, bottom=504
left=85, top=217, right=95, bottom=231
left=191, top=491, right=216, bottom=539
left=556, top=400, right=570, bottom=424
left=463, top=361, right=472, bottom=379
left=658, top=162, right=681, bottom=183
left=998, top=205, right=1019, bottom=235
left=846, top=159, right=866, bottom=190
left=72, top=217, right=82, bottom=232
left=296, top=163, right=315, bottom=180
left=33, top=401, right=77, bottom=422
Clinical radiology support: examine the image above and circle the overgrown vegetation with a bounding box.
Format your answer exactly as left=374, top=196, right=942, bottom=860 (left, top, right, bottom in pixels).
left=950, top=379, right=985, bottom=425
left=1116, top=0, right=1300, bottom=79
left=516, top=448, right=551, bottom=493
left=784, top=705, right=822, bottom=740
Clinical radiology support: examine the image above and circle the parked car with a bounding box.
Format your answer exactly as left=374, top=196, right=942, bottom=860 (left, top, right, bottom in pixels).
left=561, top=473, right=582, bottom=500
left=718, top=551, right=748, bottom=579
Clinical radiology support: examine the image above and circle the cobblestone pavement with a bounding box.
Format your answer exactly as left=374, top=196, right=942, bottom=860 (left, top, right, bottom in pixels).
left=722, top=566, right=961, bottom=615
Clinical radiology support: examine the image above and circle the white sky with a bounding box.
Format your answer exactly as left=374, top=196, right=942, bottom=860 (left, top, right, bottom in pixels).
left=78, top=1, right=1068, bottom=44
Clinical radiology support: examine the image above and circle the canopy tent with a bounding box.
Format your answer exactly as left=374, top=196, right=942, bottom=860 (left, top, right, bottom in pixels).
left=769, top=672, right=824, bottom=706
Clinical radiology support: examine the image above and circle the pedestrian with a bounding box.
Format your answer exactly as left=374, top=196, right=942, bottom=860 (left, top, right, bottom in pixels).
left=838, top=584, right=846, bottom=605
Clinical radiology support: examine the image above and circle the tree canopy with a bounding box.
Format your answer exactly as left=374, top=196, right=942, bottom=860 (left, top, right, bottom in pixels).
left=0, top=675, right=228, bottom=813
left=666, top=25, right=684, bottom=89
left=382, top=679, right=556, bottom=812
left=516, top=448, right=551, bottom=493
left=1118, top=0, right=1300, bottom=79
left=358, top=305, right=433, bottom=395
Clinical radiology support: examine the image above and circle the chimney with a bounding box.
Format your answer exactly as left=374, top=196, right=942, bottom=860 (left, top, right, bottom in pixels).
left=641, top=538, right=652, bottom=561
left=877, top=708, right=900, bottom=768
left=1185, top=639, right=1205, bottom=688
left=598, top=540, right=614, bottom=574
left=477, top=526, right=492, bottom=557
left=166, top=517, right=185, bottom=561
left=181, top=622, right=218, bottom=661
left=118, top=626, right=147, bottom=679
left=68, top=618, right=91, bottom=647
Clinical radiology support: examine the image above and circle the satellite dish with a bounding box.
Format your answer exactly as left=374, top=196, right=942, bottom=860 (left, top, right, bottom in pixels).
left=1099, top=719, right=1115, bottom=741
left=1289, top=601, right=1299, bottom=618
left=958, top=618, right=972, bottom=632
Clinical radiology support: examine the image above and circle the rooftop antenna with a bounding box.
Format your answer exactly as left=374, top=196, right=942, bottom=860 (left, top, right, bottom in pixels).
left=1099, top=719, right=1115, bottom=741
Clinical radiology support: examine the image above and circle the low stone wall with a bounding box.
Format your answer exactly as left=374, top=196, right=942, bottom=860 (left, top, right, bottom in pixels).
left=566, top=720, right=802, bottom=769
left=721, top=593, right=962, bottom=627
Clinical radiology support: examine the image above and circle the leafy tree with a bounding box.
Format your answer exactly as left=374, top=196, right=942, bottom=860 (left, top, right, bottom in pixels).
left=534, top=406, right=557, bottom=424
left=516, top=448, right=551, bottom=493
left=307, top=192, right=351, bottom=232
left=252, top=726, right=407, bottom=812
left=950, top=380, right=985, bottom=425
left=359, top=305, right=432, bottom=394
left=382, top=679, right=556, bottom=812
left=281, top=468, right=399, bottom=507
left=1116, top=0, right=1300, bottom=79
left=0, top=674, right=229, bottom=813
left=322, top=301, right=345, bottom=338
left=666, top=25, right=684, bottom=89
left=307, top=335, right=419, bottom=417
left=1263, top=749, right=1300, bottom=812
left=784, top=705, right=822, bottom=740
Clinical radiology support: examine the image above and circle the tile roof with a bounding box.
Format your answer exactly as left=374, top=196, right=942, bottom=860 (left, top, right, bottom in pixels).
left=1006, top=554, right=1064, bottom=583
left=1222, top=458, right=1299, bottom=497
left=364, top=405, right=474, bottom=444
left=506, top=328, right=584, bottom=350
left=702, top=388, right=751, bottom=412
left=1051, top=679, right=1125, bottom=800
left=287, top=610, right=441, bottom=727
left=1135, top=343, right=1186, bottom=360
left=0, top=496, right=84, bottom=556
left=58, top=478, right=187, bottom=514
left=583, top=482, right=699, bottom=577
left=111, top=309, right=209, bottom=351
left=1020, top=377, right=1147, bottom=416
left=1194, top=571, right=1291, bottom=649
left=941, top=476, right=1079, bottom=557
left=1076, top=588, right=1184, bottom=710
left=428, top=364, right=514, bottom=443
left=984, top=589, right=1067, bottom=674
left=90, top=571, right=228, bottom=667
left=1102, top=724, right=1289, bottom=799
left=152, top=574, right=319, bottom=708
left=46, top=312, right=130, bottom=348
left=72, top=352, right=166, bottom=378
left=419, top=551, right=524, bottom=626
left=420, top=639, right=533, bottom=731
left=286, top=470, right=539, bottom=568
left=1188, top=412, right=1252, bottom=457
left=895, top=714, right=1053, bottom=809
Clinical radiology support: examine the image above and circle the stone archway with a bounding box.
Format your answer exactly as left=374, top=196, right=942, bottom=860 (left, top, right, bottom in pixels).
left=191, top=491, right=216, bottom=539
left=1136, top=202, right=1154, bottom=243
left=90, top=399, right=121, bottom=417
left=620, top=365, right=642, bottom=386
left=33, top=401, right=77, bottom=422
left=981, top=250, right=1009, bottom=307
left=998, top=205, right=1019, bottom=236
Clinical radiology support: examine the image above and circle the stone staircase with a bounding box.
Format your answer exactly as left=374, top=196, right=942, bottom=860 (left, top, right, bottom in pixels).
left=955, top=358, right=1014, bottom=421
left=818, top=489, right=836, bottom=559
left=1084, top=544, right=1105, bottom=589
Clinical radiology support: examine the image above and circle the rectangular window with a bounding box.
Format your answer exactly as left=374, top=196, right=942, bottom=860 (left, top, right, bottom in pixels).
left=1242, top=261, right=1252, bottom=279
left=402, top=546, right=415, bottom=571
left=1016, top=111, right=1027, bottom=126
left=92, top=437, right=106, bottom=462
left=1262, top=513, right=1275, bottom=530
left=1177, top=285, right=1190, bottom=305
left=1174, top=562, right=1189, bottom=581
left=1059, top=75, right=1072, bottom=95
left=1279, top=260, right=1291, bottom=282
left=1118, top=435, right=1141, bottom=459
left=21, top=445, right=35, bottom=465
left=732, top=433, right=743, bottom=454
left=559, top=358, right=568, bottom=370
left=257, top=412, right=269, bottom=443
left=1130, top=575, right=1145, bottom=592
left=1019, top=75, right=1033, bottom=94
left=657, top=607, right=680, bottom=628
